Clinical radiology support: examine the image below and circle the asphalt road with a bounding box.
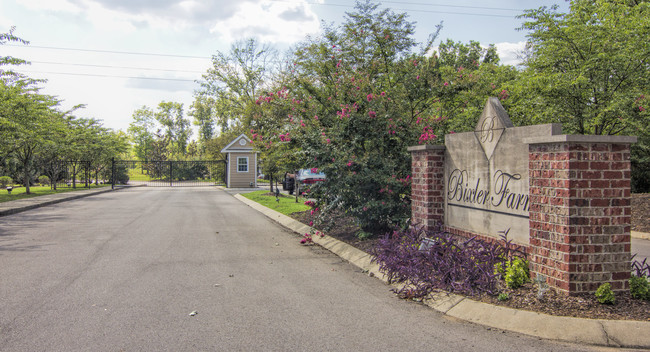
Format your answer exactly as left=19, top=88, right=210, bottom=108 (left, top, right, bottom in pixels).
left=0, top=188, right=626, bottom=351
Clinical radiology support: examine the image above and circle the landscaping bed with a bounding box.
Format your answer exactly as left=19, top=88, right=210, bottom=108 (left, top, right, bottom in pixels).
left=289, top=193, right=650, bottom=322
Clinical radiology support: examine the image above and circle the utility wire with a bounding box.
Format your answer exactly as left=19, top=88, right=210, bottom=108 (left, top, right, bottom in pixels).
left=14, top=70, right=201, bottom=82
left=379, top=1, right=524, bottom=12
left=270, top=0, right=519, bottom=17
left=270, top=0, right=524, bottom=12
left=6, top=44, right=211, bottom=59
left=30, top=61, right=207, bottom=74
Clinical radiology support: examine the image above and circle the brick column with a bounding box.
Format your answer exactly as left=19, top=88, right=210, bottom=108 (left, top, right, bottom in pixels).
left=407, top=145, right=446, bottom=232
left=526, top=135, right=636, bottom=295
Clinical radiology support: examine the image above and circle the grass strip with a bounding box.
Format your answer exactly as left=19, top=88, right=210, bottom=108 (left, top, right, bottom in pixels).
left=0, top=185, right=108, bottom=203
left=241, top=190, right=311, bottom=216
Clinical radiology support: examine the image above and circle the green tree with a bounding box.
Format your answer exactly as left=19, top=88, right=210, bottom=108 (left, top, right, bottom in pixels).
left=154, top=101, right=191, bottom=157
left=127, top=106, right=155, bottom=161
left=517, top=0, right=650, bottom=190
left=518, top=0, right=650, bottom=134
left=189, top=94, right=215, bottom=154
left=254, top=0, right=446, bottom=234
left=199, top=38, right=276, bottom=132
left=0, top=81, right=61, bottom=193
left=1, top=27, right=29, bottom=83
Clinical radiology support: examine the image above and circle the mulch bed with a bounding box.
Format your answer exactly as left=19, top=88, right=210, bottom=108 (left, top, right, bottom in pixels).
left=289, top=194, right=650, bottom=321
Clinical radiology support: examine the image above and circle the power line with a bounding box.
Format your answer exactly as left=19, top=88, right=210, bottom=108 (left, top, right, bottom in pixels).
left=30, top=61, right=207, bottom=74
left=14, top=70, right=201, bottom=83
left=270, top=0, right=520, bottom=17
left=379, top=1, right=524, bottom=12
left=6, top=44, right=211, bottom=59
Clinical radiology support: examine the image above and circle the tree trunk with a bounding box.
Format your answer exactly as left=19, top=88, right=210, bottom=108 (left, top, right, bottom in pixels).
left=23, top=159, right=30, bottom=194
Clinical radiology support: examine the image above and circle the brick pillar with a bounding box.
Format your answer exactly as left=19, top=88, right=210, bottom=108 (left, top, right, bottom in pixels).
left=527, top=135, right=636, bottom=295
left=407, top=145, right=446, bottom=232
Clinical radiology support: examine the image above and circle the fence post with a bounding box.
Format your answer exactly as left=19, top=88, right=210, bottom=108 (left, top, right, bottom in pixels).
left=111, top=158, right=115, bottom=190
left=169, top=161, right=173, bottom=187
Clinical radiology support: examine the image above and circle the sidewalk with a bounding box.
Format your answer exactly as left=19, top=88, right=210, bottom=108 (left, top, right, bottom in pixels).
left=0, top=187, right=116, bottom=217
left=235, top=193, right=650, bottom=349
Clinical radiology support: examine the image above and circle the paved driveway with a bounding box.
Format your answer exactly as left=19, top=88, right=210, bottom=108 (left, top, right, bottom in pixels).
left=0, top=188, right=603, bottom=351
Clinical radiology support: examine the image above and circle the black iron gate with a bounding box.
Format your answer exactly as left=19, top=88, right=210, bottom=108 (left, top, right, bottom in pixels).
left=111, top=159, right=226, bottom=188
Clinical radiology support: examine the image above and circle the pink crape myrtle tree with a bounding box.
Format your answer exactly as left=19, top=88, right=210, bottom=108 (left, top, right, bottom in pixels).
left=251, top=1, right=509, bottom=236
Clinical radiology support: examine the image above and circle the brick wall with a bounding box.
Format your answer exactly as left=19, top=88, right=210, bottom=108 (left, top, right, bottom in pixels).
left=408, top=145, right=446, bottom=231
left=528, top=140, right=633, bottom=295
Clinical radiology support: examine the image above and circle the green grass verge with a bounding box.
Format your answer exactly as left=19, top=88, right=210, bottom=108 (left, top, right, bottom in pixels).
left=241, top=190, right=311, bottom=216
left=127, top=168, right=153, bottom=181
left=0, top=184, right=108, bottom=203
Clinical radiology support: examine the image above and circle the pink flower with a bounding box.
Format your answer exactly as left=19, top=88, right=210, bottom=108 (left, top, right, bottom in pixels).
left=380, top=91, right=386, bottom=97
left=347, top=162, right=352, bottom=167
left=416, top=75, right=420, bottom=80
left=309, top=221, right=313, bottom=226
left=326, top=138, right=331, bottom=144
left=314, top=115, right=318, bottom=120
left=640, top=106, right=646, bottom=112
left=367, top=93, right=373, bottom=102
left=444, top=82, right=449, bottom=86
left=311, top=167, right=318, bottom=173
left=368, top=110, right=377, bottom=118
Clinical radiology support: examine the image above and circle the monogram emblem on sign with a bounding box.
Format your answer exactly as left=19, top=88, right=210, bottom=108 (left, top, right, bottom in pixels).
left=474, top=98, right=514, bottom=160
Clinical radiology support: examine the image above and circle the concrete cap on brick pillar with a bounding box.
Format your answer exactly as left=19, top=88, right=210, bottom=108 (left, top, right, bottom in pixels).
left=523, top=135, right=637, bottom=145
left=407, top=145, right=446, bottom=152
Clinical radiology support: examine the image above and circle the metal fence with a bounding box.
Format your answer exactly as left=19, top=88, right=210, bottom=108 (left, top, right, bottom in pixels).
left=45, top=161, right=109, bottom=190
left=111, top=160, right=227, bottom=188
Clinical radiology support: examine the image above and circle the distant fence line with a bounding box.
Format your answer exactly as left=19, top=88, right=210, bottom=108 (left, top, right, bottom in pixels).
left=0, top=159, right=227, bottom=189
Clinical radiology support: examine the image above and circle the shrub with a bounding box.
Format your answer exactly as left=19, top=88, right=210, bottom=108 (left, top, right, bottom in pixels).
left=38, top=175, right=50, bottom=186
left=595, top=283, right=616, bottom=305
left=495, top=257, right=531, bottom=289
left=372, top=226, right=524, bottom=298
left=629, top=275, right=650, bottom=300
left=0, top=176, right=12, bottom=188
left=497, top=293, right=509, bottom=301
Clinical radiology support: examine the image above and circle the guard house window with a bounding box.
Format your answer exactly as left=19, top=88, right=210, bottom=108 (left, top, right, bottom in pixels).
left=237, top=157, right=249, bottom=172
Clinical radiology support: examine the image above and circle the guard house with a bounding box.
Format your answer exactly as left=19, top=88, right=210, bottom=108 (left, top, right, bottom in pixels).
left=221, top=134, right=258, bottom=188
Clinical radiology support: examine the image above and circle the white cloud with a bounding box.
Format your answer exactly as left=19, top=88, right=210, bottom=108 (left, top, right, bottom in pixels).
left=495, top=41, right=526, bottom=66
left=210, top=0, right=321, bottom=44
left=16, top=0, right=82, bottom=13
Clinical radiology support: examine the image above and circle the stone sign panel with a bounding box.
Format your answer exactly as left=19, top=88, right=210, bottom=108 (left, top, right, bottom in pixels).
left=444, top=98, right=561, bottom=244
left=410, top=97, right=636, bottom=295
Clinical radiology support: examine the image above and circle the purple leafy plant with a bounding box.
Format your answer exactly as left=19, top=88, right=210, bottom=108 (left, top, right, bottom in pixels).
left=372, top=225, right=526, bottom=298
left=631, top=255, right=650, bottom=277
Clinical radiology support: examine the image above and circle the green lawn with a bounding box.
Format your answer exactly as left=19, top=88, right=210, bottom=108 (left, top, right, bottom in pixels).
left=127, top=167, right=153, bottom=181
left=241, top=190, right=311, bottom=215
left=0, top=184, right=108, bottom=203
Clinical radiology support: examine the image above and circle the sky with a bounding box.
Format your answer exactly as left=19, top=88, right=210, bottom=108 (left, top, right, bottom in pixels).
left=1, top=0, right=569, bottom=136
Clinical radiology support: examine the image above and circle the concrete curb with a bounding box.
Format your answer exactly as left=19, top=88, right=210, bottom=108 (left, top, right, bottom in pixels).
left=0, top=187, right=117, bottom=217
left=632, top=231, right=650, bottom=240
left=234, top=193, right=650, bottom=349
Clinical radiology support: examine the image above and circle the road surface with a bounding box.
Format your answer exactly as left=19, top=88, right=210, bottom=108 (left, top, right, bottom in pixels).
left=0, top=188, right=622, bottom=351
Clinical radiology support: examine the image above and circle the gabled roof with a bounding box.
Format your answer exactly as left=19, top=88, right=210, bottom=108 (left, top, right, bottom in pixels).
left=220, top=133, right=254, bottom=153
